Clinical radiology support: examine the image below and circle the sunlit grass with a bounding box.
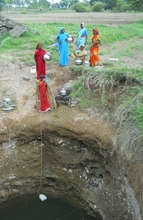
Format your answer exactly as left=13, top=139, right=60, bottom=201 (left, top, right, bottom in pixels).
left=3, top=8, right=74, bottom=14
left=0, top=20, right=143, bottom=59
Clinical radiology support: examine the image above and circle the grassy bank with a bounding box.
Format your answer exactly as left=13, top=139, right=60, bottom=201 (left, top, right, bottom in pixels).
left=70, top=66, right=143, bottom=133
left=0, top=20, right=143, bottom=132
left=0, top=20, right=143, bottom=63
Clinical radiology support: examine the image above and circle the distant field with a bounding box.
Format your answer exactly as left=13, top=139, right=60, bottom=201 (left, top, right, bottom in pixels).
left=2, top=10, right=143, bottom=25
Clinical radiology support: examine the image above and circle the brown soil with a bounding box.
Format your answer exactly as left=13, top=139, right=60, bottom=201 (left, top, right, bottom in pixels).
left=1, top=35, right=143, bottom=145
left=0, top=54, right=114, bottom=148
left=1, top=10, right=143, bottom=148
left=101, top=37, right=143, bottom=69
left=0, top=15, right=143, bottom=220
left=2, top=11, right=143, bottom=25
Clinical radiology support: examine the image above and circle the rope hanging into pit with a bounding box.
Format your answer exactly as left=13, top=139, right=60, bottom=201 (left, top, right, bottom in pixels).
left=38, top=112, right=44, bottom=194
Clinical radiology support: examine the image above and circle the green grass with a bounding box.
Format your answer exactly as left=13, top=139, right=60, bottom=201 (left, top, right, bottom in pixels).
left=0, top=20, right=143, bottom=65
left=116, top=49, right=134, bottom=57
left=0, top=18, right=143, bottom=132
left=3, top=8, right=74, bottom=14
left=69, top=66, right=83, bottom=76
left=71, top=79, right=84, bottom=98
left=113, top=39, right=143, bottom=57
left=135, top=104, right=143, bottom=132
left=99, top=21, right=143, bottom=44
left=70, top=66, right=143, bottom=133
left=78, top=96, right=96, bottom=108
left=121, top=86, right=143, bottom=133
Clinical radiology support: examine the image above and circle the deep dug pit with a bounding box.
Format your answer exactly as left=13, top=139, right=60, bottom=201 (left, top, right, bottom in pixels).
left=0, top=59, right=142, bottom=220
left=0, top=118, right=136, bottom=220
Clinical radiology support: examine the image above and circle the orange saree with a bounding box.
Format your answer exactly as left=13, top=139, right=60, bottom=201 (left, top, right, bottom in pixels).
left=89, top=29, right=101, bottom=67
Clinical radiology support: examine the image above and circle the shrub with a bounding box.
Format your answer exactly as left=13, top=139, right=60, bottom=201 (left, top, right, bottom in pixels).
left=72, top=2, right=90, bottom=12
left=128, top=0, right=143, bottom=11
left=114, top=0, right=130, bottom=12
left=0, top=0, right=4, bottom=11
left=92, top=1, right=106, bottom=12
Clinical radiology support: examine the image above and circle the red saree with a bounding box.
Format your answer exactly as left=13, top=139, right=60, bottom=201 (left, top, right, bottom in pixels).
left=39, top=81, right=50, bottom=112
left=35, top=48, right=46, bottom=80
left=89, top=29, right=101, bottom=67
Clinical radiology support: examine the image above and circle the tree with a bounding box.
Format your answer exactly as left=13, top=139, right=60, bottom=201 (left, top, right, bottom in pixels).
left=60, top=0, right=79, bottom=9
left=51, top=2, right=60, bottom=9
left=29, top=0, right=39, bottom=8
left=82, top=0, right=90, bottom=5
left=39, top=0, right=50, bottom=8
left=90, top=0, right=118, bottom=9
left=0, top=0, right=5, bottom=10
left=127, top=0, right=143, bottom=11
left=92, top=1, right=106, bottom=11
left=114, top=0, right=129, bottom=12
left=72, top=2, right=89, bottom=12
left=105, top=0, right=117, bottom=9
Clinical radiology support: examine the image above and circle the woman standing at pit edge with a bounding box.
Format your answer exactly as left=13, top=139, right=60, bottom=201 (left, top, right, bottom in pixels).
left=89, top=28, right=102, bottom=67
left=34, top=42, right=47, bottom=80
left=56, top=27, right=69, bottom=67
left=76, top=22, right=88, bottom=49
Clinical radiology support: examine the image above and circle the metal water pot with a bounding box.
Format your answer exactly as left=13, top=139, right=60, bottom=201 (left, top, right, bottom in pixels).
left=75, top=58, right=83, bottom=65
left=60, top=88, right=66, bottom=96
left=84, top=60, right=90, bottom=66
left=67, top=35, right=73, bottom=43
left=43, top=52, right=51, bottom=61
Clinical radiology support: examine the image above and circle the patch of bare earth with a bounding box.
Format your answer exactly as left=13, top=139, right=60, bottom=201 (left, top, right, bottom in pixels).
left=1, top=36, right=143, bottom=146
left=0, top=52, right=115, bottom=147
left=2, top=12, right=143, bottom=25
left=101, top=37, right=143, bottom=69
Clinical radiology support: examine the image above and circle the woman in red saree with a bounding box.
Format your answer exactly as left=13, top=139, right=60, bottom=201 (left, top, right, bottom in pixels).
left=38, top=75, right=51, bottom=112
left=34, top=43, right=46, bottom=80
left=89, top=28, right=102, bottom=67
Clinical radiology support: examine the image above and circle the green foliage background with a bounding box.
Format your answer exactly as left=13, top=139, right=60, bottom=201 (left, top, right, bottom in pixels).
left=1, top=0, right=143, bottom=11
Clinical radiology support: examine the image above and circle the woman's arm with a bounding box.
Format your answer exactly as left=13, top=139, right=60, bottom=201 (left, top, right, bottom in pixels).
left=56, top=36, right=61, bottom=44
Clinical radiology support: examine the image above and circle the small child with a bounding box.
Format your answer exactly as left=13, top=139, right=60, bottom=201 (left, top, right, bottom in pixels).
left=38, top=74, right=51, bottom=112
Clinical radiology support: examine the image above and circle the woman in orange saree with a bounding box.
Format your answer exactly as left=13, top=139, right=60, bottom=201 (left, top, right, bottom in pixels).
left=89, top=28, right=102, bottom=67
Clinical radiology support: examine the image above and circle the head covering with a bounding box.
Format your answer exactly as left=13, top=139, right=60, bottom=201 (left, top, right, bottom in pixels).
left=80, top=22, right=85, bottom=27
left=36, top=42, right=42, bottom=50
left=60, top=27, right=64, bottom=33
left=93, top=28, right=99, bottom=35
left=80, top=44, right=85, bottom=48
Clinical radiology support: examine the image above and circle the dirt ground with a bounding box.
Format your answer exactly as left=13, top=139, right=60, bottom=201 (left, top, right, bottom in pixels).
left=0, top=55, right=115, bottom=147
left=1, top=11, right=143, bottom=145
left=0, top=35, right=143, bottom=119
left=0, top=13, right=143, bottom=220
left=2, top=11, right=143, bottom=25
left=101, top=37, right=143, bottom=69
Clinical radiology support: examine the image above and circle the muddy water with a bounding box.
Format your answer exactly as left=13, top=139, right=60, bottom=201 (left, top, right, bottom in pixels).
left=0, top=195, right=96, bottom=220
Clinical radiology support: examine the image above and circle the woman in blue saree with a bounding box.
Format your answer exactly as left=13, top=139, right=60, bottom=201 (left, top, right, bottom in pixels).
left=56, top=27, right=68, bottom=66
left=77, top=22, right=88, bottom=49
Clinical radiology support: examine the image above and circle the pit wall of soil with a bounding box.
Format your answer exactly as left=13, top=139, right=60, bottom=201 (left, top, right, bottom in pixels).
left=0, top=115, right=142, bottom=220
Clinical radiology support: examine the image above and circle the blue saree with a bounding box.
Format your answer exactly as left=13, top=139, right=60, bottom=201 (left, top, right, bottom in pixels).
left=56, top=28, right=68, bottom=66
left=77, top=27, right=88, bottom=49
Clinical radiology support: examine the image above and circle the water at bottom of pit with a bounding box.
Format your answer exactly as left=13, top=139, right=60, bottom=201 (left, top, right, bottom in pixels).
left=0, top=195, right=97, bottom=220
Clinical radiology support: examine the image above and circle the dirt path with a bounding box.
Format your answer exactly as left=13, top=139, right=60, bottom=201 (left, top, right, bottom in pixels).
left=2, top=11, right=143, bottom=25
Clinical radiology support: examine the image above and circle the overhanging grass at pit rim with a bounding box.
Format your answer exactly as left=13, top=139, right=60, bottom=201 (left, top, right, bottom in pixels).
left=70, top=67, right=143, bottom=132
